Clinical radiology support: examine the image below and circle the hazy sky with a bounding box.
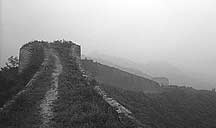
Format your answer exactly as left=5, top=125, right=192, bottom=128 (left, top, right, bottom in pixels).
left=1, top=0, right=216, bottom=79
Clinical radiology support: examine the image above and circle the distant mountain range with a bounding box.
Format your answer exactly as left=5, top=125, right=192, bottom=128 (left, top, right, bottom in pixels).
left=84, top=52, right=215, bottom=90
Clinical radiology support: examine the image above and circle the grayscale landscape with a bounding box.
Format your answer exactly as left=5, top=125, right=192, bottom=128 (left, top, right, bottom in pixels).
left=0, top=0, right=216, bottom=128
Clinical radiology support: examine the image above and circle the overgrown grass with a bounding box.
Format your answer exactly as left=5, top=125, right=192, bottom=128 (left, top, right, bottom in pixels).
left=101, top=84, right=216, bottom=128
left=51, top=46, right=128, bottom=128
left=0, top=41, right=47, bottom=107
left=0, top=53, right=56, bottom=128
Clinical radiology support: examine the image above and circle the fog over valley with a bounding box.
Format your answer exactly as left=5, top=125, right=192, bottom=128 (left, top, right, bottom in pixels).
left=1, top=0, right=216, bottom=89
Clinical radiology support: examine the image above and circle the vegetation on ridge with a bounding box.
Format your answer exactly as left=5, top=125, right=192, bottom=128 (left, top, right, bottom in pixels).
left=100, top=84, right=216, bottom=128
left=82, top=58, right=216, bottom=128
left=1, top=41, right=216, bottom=128
left=0, top=56, right=39, bottom=107
left=51, top=43, right=128, bottom=128
left=81, top=59, right=160, bottom=93
left=0, top=54, right=55, bottom=128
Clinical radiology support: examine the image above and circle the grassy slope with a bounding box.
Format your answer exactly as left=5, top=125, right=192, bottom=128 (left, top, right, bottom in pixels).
left=0, top=41, right=47, bottom=107
left=81, top=58, right=216, bottom=127
left=101, top=84, right=216, bottom=128
left=81, top=59, right=160, bottom=93
left=1, top=42, right=140, bottom=128
left=51, top=45, right=128, bottom=128
left=0, top=53, right=55, bottom=128
left=0, top=67, right=20, bottom=107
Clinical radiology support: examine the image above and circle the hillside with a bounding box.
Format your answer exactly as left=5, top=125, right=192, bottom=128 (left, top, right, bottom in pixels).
left=81, top=59, right=161, bottom=93
left=101, top=84, right=216, bottom=128
left=1, top=41, right=216, bottom=128
left=84, top=53, right=152, bottom=79
left=0, top=41, right=144, bottom=128
left=81, top=58, right=216, bottom=128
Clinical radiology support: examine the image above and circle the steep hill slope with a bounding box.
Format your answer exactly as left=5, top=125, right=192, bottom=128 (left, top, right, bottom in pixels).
left=0, top=44, right=58, bottom=127
left=0, top=41, right=144, bottom=128
left=81, top=58, right=216, bottom=128
left=50, top=42, right=127, bottom=128
left=101, top=84, right=216, bottom=128
left=84, top=54, right=152, bottom=79
left=81, top=59, right=160, bottom=93
left=1, top=41, right=216, bottom=128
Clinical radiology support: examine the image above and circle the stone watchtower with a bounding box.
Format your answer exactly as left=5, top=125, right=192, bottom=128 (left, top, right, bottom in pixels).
left=69, top=42, right=81, bottom=68
left=70, top=43, right=81, bottom=59
left=18, top=41, right=47, bottom=74
left=18, top=40, right=81, bottom=74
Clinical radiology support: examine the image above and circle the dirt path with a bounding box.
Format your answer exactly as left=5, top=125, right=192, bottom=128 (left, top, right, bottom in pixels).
left=39, top=50, right=62, bottom=128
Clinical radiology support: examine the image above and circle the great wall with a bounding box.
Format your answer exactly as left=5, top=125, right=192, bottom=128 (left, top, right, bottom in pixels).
left=1, top=40, right=216, bottom=128
left=0, top=40, right=147, bottom=128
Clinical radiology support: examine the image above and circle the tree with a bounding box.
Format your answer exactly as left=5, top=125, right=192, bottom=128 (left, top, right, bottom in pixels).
left=6, top=56, right=19, bottom=68
left=0, top=56, right=19, bottom=107
left=1, top=56, right=19, bottom=71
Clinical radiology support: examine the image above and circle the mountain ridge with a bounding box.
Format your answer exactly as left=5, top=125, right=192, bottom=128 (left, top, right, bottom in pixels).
left=86, top=52, right=215, bottom=90
left=1, top=41, right=216, bottom=128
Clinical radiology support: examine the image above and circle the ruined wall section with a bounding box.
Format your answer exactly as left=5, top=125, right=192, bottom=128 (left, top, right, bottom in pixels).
left=18, top=46, right=32, bottom=73
left=70, top=44, right=81, bottom=68
left=152, top=77, right=169, bottom=86
left=18, top=41, right=49, bottom=74
left=80, top=61, right=146, bottom=127
left=70, top=44, right=81, bottom=59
